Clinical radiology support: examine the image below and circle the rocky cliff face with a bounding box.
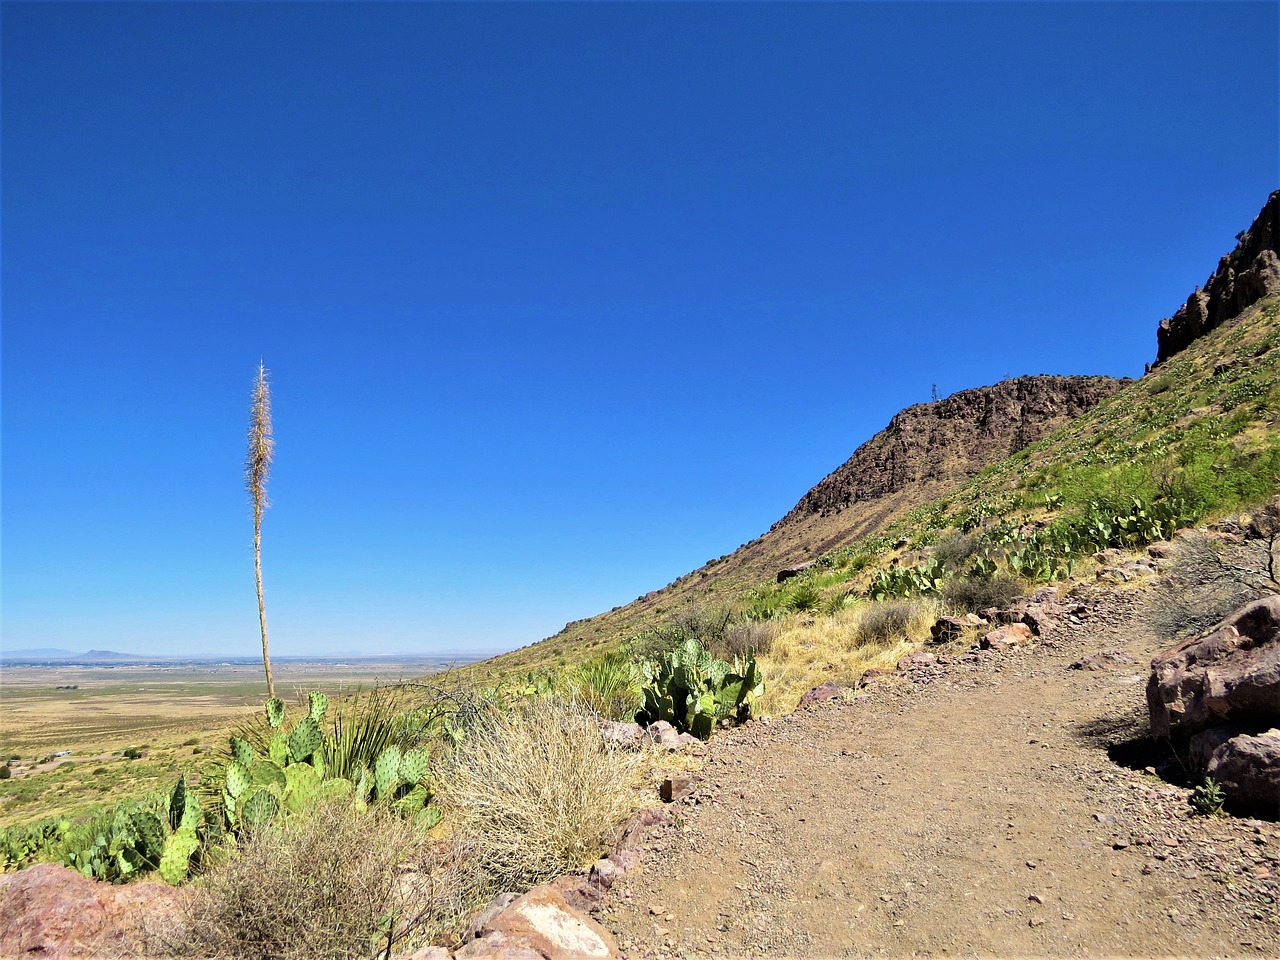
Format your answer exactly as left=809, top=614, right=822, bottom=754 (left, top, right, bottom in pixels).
left=1156, top=191, right=1280, bottom=366
left=776, top=375, right=1127, bottom=525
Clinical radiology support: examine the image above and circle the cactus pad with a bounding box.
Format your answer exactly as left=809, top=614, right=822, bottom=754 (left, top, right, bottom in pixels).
left=230, top=737, right=255, bottom=768
left=159, top=826, right=199, bottom=885
left=265, top=696, right=286, bottom=728
left=251, top=760, right=286, bottom=790
left=321, top=777, right=353, bottom=802
left=287, top=716, right=323, bottom=763
left=374, top=745, right=401, bottom=800
left=240, top=788, right=279, bottom=830
left=283, top=761, right=321, bottom=813
left=415, top=805, right=443, bottom=833
left=307, top=690, right=329, bottom=723
left=225, top=760, right=252, bottom=798
left=268, top=732, right=288, bottom=766
left=398, top=748, right=429, bottom=788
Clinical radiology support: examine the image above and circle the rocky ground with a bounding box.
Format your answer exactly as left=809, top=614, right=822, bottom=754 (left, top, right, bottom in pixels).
left=598, top=579, right=1280, bottom=959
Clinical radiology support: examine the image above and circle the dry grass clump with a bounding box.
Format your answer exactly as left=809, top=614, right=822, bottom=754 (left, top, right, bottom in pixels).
left=718, top=619, right=779, bottom=660
left=182, top=798, right=476, bottom=959
left=434, top=696, right=646, bottom=890
left=755, top=598, right=941, bottom=715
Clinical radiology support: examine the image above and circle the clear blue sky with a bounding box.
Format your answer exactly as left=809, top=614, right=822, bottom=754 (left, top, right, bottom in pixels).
left=3, top=2, right=1277, bottom=658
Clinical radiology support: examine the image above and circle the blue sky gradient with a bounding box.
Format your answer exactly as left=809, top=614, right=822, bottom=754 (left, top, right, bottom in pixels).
left=3, top=2, right=1277, bottom=657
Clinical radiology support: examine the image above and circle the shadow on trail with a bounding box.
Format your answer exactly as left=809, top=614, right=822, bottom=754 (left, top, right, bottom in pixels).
left=1071, top=709, right=1193, bottom=785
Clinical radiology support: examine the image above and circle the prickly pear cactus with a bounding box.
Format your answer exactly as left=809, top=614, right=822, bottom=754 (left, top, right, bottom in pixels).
left=321, top=777, right=354, bottom=802
left=240, top=787, right=279, bottom=830
left=225, top=760, right=252, bottom=798
left=415, top=805, right=443, bottom=832
left=283, top=761, right=321, bottom=813
left=374, top=745, right=401, bottom=800
left=169, top=776, right=201, bottom=832
left=159, top=826, right=199, bottom=885
left=399, top=748, right=429, bottom=788
left=230, top=737, right=255, bottom=768
left=287, top=716, right=323, bottom=763
left=307, top=690, right=329, bottom=723
left=268, top=732, right=289, bottom=766
left=250, top=759, right=286, bottom=790
left=265, top=696, right=286, bottom=728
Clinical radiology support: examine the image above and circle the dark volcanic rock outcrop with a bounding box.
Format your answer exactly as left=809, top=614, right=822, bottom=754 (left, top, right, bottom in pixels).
left=776, top=375, right=1126, bottom=523
left=1156, top=190, right=1280, bottom=366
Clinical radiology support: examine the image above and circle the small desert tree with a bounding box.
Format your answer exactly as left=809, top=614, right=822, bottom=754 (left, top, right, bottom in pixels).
left=247, top=360, right=275, bottom=698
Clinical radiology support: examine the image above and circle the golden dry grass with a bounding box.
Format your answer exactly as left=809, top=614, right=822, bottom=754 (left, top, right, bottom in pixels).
left=754, top=597, right=943, bottom=715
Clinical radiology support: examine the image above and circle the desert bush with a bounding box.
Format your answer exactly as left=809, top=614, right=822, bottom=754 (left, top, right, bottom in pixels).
left=1150, top=527, right=1278, bottom=641
left=435, top=697, right=644, bottom=890
left=0, top=765, right=9, bottom=780
left=856, top=600, right=925, bottom=645
left=783, top=580, right=822, bottom=613
left=942, top=573, right=1025, bottom=613
left=184, top=798, right=466, bottom=959
left=932, top=532, right=979, bottom=569
left=720, top=618, right=779, bottom=660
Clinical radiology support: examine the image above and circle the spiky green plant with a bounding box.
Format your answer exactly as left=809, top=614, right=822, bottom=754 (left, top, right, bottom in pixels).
left=247, top=360, right=275, bottom=699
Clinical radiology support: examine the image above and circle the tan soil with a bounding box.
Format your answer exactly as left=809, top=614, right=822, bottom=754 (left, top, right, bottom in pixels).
left=600, top=582, right=1280, bottom=958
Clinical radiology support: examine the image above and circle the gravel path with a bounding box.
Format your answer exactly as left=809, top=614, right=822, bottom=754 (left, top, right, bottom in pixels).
left=599, top=582, right=1280, bottom=958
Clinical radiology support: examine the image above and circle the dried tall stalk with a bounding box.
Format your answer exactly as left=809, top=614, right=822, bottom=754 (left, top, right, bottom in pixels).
left=247, top=360, right=275, bottom=698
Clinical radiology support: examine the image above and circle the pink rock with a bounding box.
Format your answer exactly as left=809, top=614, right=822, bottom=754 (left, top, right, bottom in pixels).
left=798, top=681, right=843, bottom=707
left=0, top=862, right=184, bottom=959
left=477, top=885, right=619, bottom=959
left=455, top=930, right=545, bottom=959
left=980, top=623, right=1035, bottom=651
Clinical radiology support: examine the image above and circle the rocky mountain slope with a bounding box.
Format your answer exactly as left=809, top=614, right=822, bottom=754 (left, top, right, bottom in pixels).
left=475, top=190, right=1280, bottom=680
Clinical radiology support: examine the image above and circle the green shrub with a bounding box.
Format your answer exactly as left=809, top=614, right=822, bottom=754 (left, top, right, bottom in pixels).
left=122, top=747, right=142, bottom=760
left=568, top=650, right=642, bottom=721
left=1190, top=777, right=1226, bottom=816
left=0, top=765, right=10, bottom=780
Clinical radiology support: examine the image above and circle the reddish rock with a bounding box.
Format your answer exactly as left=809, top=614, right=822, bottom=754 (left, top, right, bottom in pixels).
left=0, top=863, right=184, bottom=959
left=856, top=668, right=895, bottom=689
left=930, top=616, right=967, bottom=644
left=980, top=623, right=1035, bottom=652
left=476, top=885, right=619, bottom=959
left=456, top=930, right=546, bottom=959
left=1207, top=729, right=1280, bottom=820
left=1147, top=595, right=1280, bottom=738
left=599, top=721, right=644, bottom=747
left=660, top=775, right=695, bottom=803
left=897, top=651, right=937, bottom=671
left=643, top=721, right=702, bottom=751
left=798, top=681, right=843, bottom=707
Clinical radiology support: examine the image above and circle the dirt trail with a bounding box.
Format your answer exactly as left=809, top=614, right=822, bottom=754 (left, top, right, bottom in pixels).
left=601, top=584, right=1280, bottom=958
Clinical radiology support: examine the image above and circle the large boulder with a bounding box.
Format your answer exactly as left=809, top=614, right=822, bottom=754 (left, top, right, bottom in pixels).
left=1206, top=729, right=1280, bottom=820
left=0, top=862, right=184, bottom=958
left=467, top=884, right=619, bottom=959
left=1147, top=595, right=1280, bottom=738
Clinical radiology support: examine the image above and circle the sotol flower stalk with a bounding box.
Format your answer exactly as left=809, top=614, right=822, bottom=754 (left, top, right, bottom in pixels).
left=247, top=360, right=275, bottom=698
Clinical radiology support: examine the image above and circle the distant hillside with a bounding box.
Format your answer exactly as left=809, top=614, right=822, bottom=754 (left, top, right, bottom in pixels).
left=468, top=189, right=1280, bottom=683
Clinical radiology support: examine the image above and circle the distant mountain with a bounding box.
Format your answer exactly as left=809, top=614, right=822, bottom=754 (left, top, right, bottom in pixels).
left=0, top=648, right=155, bottom=662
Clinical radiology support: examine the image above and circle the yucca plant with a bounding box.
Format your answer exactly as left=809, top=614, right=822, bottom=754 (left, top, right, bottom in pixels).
left=246, top=360, right=275, bottom=699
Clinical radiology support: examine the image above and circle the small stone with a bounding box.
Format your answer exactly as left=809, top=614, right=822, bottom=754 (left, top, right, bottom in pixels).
left=1029, top=918, right=1046, bottom=927
left=650, top=905, right=665, bottom=916
left=1113, top=839, right=1130, bottom=850
left=1025, top=860, right=1037, bottom=869
left=1028, top=894, right=1044, bottom=904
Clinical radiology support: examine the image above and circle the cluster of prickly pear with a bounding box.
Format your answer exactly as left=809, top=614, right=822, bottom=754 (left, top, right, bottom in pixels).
left=220, top=692, right=443, bottom=837
left=637, top=637, right=764, bottom=740
left=158, top=776, right=203, bottom=885
left=222, top=694, right=333, bottom=835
